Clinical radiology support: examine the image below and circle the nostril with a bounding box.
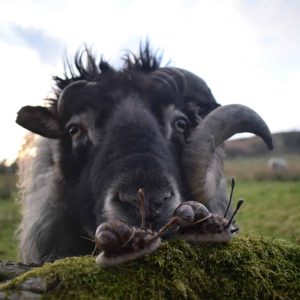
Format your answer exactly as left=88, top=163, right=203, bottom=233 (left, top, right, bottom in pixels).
left=154, top=207, right=161, bottom=214
left=149, top=206, right=161, bottom=218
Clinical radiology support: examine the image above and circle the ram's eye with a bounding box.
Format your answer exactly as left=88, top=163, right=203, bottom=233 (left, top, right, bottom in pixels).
left=68, top=125, right=82, bottom=140
left=173, top=118, right=188, bottom=133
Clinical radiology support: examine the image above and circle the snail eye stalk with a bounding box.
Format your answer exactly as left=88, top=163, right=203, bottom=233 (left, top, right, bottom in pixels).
left=149, top=217, right=179, bottom=242
left=225, top=198, right=244, bottom=229
left=138, top=188, right=146, bottom=230
left=224, top=177, right=235, bottom=218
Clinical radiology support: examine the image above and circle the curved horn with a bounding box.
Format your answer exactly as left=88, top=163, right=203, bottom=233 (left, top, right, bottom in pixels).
left=57, top=80, right=98, bottom=118
left=183, top=104, right=273, bottom=203
left=151, top=68, right=219, bottom=111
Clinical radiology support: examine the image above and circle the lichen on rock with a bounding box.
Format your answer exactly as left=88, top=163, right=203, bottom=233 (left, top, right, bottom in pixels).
left=0, top=236, right=299, bottom=299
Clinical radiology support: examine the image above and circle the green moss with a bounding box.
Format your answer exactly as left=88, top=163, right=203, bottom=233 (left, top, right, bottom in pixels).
left=1, top=236, right=299, bottom=299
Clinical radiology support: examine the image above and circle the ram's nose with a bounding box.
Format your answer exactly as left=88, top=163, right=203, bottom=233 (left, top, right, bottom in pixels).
left=147, top=191, right=173, bottom=219
left=118, top=189, right=174, bottom=227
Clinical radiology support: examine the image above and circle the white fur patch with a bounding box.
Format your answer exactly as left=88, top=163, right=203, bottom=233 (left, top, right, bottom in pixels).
left=103, top=187, right=118, bottom=220
left=168, top=177, right=182, bottom=209
left=18, top=136, right=66, bottom=264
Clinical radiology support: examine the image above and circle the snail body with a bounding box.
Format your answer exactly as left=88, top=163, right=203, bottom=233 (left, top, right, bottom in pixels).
left=95, top=220, right=161, bottom=267
left=174, top=209, right=237, bottom=242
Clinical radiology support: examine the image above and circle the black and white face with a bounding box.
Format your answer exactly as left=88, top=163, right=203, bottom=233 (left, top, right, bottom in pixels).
left=50, top=77, right=196, bottom=232
left=62, top=96, right=187, bottom=230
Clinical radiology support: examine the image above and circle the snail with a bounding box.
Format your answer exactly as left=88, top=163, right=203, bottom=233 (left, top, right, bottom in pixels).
left=151, top=178, right=244, bottom=243
left=95, top=189, right=161, bottom=267
left=173, top=199, right=243, bottom=242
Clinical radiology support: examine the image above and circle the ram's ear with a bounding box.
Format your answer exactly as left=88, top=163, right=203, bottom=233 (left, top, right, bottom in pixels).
left=16, top=106, right=63, bottom=139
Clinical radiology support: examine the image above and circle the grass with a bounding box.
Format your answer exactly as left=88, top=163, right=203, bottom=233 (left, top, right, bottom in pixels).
left=0, top=174, right=16, bottom=200
left=233, top=181, right=300, bottom=244
left=224, top=155, right=300, bottom=243
left=0, top=198, right=21, bottom=261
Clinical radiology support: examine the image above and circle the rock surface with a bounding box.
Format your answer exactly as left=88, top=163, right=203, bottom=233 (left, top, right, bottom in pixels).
left=0, top=261, right=34, bottom=282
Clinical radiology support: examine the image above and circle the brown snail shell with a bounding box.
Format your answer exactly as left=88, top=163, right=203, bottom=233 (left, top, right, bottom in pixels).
left=95, top=221, right=161, bottom=267
left=173, top=201, right=211, bottom=226
left=173, top=200, right=243, bottom=242
left=95, top=220, right=135, bottom=253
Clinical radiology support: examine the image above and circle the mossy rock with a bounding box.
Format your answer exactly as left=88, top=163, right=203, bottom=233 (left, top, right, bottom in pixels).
left=0, top=236, right=299, bottom=299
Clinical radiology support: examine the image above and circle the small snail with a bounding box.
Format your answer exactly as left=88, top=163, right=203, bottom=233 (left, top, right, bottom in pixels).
left=173, top=199, right=243, bottom=242
left=95, top=188, right=161, bottom=267
left=151, top=178, right=244, bottom=243
left=95, top=220, right=161, bottom=267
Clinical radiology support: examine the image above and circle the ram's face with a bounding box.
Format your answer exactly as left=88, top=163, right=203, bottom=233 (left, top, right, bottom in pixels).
left=16, top=74, right=196, bottom=231
left=56, top=77, right=194, bottom=230
left=16, top=66, right=273, bottom=233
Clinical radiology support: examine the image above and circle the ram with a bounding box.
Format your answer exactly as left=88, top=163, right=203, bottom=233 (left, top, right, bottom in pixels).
left=16, top=44, right=273, bottom=264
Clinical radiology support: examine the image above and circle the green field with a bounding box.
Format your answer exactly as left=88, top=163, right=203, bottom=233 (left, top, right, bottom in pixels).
left=225, top=154, right=300, bottom=181
left=233, top=181, right=300, bottom=243
left=0, top=198, right=21, bottom=261
left=0, top=174, right=20, bottom=260
left=0, top=176, right=299, bottom=261
left=0, top=174, right=17, bottom=200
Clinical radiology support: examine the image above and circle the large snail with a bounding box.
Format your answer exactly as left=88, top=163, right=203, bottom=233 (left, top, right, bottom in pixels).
left=95, top=220, right=161, bottom=267
left=95, top=189, right=161, bottom=267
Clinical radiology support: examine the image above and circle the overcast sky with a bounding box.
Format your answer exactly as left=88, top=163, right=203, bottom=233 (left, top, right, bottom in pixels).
left=0, top=0, right=299, bottom=162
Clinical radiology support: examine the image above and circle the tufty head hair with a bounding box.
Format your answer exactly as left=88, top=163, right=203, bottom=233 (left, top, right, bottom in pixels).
left=52, top=41, right=163, bottom=98
left=122, top=40, right=163, bottom=72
